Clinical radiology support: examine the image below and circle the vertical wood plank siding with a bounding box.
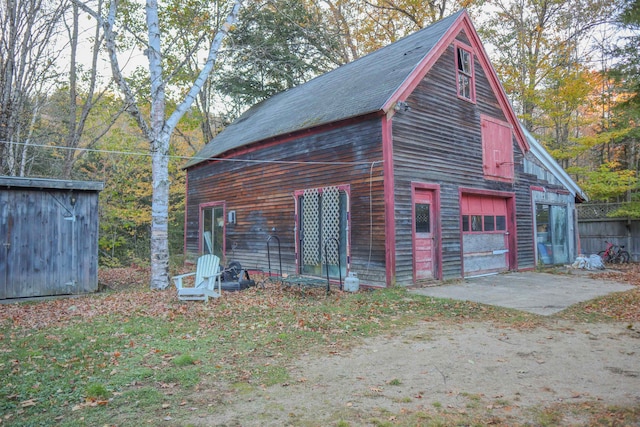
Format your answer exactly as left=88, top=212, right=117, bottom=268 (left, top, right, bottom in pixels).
left=0, top=187, right=100, bottom=299
left=187, top=30, right=574, bottom=286
left=392, top=38, right=540, bottom=282
left=186, top=119, right=388, bottom=286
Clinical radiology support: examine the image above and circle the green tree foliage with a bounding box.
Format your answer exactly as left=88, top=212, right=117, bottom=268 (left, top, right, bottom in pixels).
left=535, top=60, right=598, bottom=172
left=358, top=0, right=478, bottom=50
left=74, top=107, right=154, bottom=265
left=33, top=84, right=122, bottom=178
left=575, top=161, right=637, bottom=201
left=158, top=0, right=231, bottom=142
left=611, top=0, right=640, bottom=110
left=607, top=0, right=640, bottom=174
left=314, top=0, right=478, bottom=63
left=215, top=0, right=480, bottom=114
left=215, top=0, right=344, bottom=111
left=577, top=0, right=640, bottom=210
left=479, top=0, right=614, bottom=131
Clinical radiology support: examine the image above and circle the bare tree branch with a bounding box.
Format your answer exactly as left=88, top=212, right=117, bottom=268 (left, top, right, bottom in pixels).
left=164, top=1, right=242, bottom=133
left=73, top=0, right=153, bottom=140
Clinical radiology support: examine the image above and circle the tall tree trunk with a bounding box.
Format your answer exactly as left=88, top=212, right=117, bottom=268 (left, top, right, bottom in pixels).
left=145, top=0, right=242, bottom=289
left=146, top=0, right=170, bottom=289
left=150, top=132, right=171, bottom=289
left=0, top=0, right=18, bottom=175
left=62, top=0, right=106, bottom=179
left=77, top=0, right=242, bottom=289
left=63, top=2, right=79, bottom=179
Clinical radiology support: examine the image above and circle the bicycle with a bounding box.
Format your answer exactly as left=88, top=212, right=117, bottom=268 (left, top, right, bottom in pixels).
left=598, top=241, right=630, bottom=264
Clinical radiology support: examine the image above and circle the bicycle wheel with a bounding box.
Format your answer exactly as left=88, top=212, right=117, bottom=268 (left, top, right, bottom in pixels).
left=597, top=251, right=610, bottom=263
left=619, top=250, right=630, bottom=263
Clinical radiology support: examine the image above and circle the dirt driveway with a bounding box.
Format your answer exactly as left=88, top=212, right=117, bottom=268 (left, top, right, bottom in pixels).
left=192, top=272, right=640, bottom=426
left=195, top=320, right=639, bottom=426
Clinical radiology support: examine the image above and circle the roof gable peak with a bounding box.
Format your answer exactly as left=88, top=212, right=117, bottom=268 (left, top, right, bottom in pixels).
left=384, top=10, right=529, bottom=153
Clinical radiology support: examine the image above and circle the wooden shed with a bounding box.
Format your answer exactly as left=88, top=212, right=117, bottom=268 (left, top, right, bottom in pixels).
left=183, top=10, right=585, bottom=287
left=0, top=176, right=104, bottom=299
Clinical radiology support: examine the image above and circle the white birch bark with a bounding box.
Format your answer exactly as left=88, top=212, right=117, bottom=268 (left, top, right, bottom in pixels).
left=76, top=0, right=243, bottom=289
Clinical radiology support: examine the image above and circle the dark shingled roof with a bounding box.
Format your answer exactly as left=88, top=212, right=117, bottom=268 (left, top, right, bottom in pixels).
left=187, top=10, right=464, bottom=168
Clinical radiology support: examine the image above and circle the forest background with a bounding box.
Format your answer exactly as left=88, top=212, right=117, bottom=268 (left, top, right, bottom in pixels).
left=1, top=0, right=638, bottom=271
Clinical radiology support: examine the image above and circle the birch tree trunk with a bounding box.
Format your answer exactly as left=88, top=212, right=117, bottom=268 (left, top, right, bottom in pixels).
left=146, top=0, right=242, bottom=289
left=77, top=0, right=243, bottom=289
left=150, top=131, right=171, bottom=289
left=145, top=0, right=170, bottom=289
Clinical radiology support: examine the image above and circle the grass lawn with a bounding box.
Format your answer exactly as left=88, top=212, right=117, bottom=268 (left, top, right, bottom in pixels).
left=1, top=265, right=639, bottom=426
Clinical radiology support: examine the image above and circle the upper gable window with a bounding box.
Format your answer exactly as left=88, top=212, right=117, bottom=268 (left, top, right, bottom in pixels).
left=481, top=115, right=514, bottom=182
left=455, top=44, right=475, bottom=102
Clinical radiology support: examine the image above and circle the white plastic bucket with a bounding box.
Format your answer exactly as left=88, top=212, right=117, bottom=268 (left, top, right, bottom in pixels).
left=344, top=272, right=360, bottom=292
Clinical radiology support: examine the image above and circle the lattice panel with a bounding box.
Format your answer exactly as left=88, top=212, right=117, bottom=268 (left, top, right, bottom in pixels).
left=302, top=188, right=320, bottom=265
left=577, top=203, right=625, bottom=220
left=322, top=186, right=340, bottom=264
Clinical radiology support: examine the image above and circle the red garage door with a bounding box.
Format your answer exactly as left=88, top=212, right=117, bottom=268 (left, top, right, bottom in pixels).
left=461, top=194, right=510, bottom=276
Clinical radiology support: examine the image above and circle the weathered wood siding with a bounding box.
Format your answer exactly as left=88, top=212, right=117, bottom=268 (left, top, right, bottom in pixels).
left=577, top=203, right=639, bottom=261
left=579, top=219, right=639, bottom=262
left=186, top=30, right=580, bottom=287
left=186, top=118, right=389, bottom=286
left=391, top=33, right=542, bottom=283
left=0, top=180, right=101, bottom=299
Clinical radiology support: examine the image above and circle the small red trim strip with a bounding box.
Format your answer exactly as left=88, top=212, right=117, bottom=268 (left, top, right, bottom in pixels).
left=184, top=173, right=189, bottom=256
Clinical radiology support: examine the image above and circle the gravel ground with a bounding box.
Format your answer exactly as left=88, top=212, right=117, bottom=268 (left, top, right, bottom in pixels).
left=193, top=319, right=640, bottom=426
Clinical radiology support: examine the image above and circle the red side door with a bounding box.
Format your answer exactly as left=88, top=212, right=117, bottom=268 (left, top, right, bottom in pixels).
left=413, top=189, right=436, bottom=281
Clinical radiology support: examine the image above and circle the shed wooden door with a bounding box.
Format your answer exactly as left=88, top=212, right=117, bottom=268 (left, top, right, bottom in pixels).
left=461, top=194, right=510, bottom=276
left=413, top=189, right=435, bottom=280
left=1, top=190, right=77, bottom=299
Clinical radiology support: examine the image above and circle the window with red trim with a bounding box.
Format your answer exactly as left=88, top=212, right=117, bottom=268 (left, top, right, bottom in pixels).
left=456, top=45, right=475, bottom=102
left=461, top=215, right=507, bottom=232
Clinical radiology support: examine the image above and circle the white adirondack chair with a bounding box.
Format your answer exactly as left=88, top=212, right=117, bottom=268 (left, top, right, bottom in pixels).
left=172, top=254, right=222, bottom=301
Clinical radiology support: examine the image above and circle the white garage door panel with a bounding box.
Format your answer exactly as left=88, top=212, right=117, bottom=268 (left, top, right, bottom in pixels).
left=463, top=253, right=509, bottom=273
left=462, top=233, right=506, bottom=253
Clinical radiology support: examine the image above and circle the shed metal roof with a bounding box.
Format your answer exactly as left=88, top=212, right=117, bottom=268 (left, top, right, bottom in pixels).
left=187, top=10, right=464, bottom=168
left=0, top=176, right=104, bottom=191
left=522, top=127, right=588, bottom=202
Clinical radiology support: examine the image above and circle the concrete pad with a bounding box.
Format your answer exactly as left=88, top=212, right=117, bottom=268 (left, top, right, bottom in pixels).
left=409, top=271, right=634, bottom=315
